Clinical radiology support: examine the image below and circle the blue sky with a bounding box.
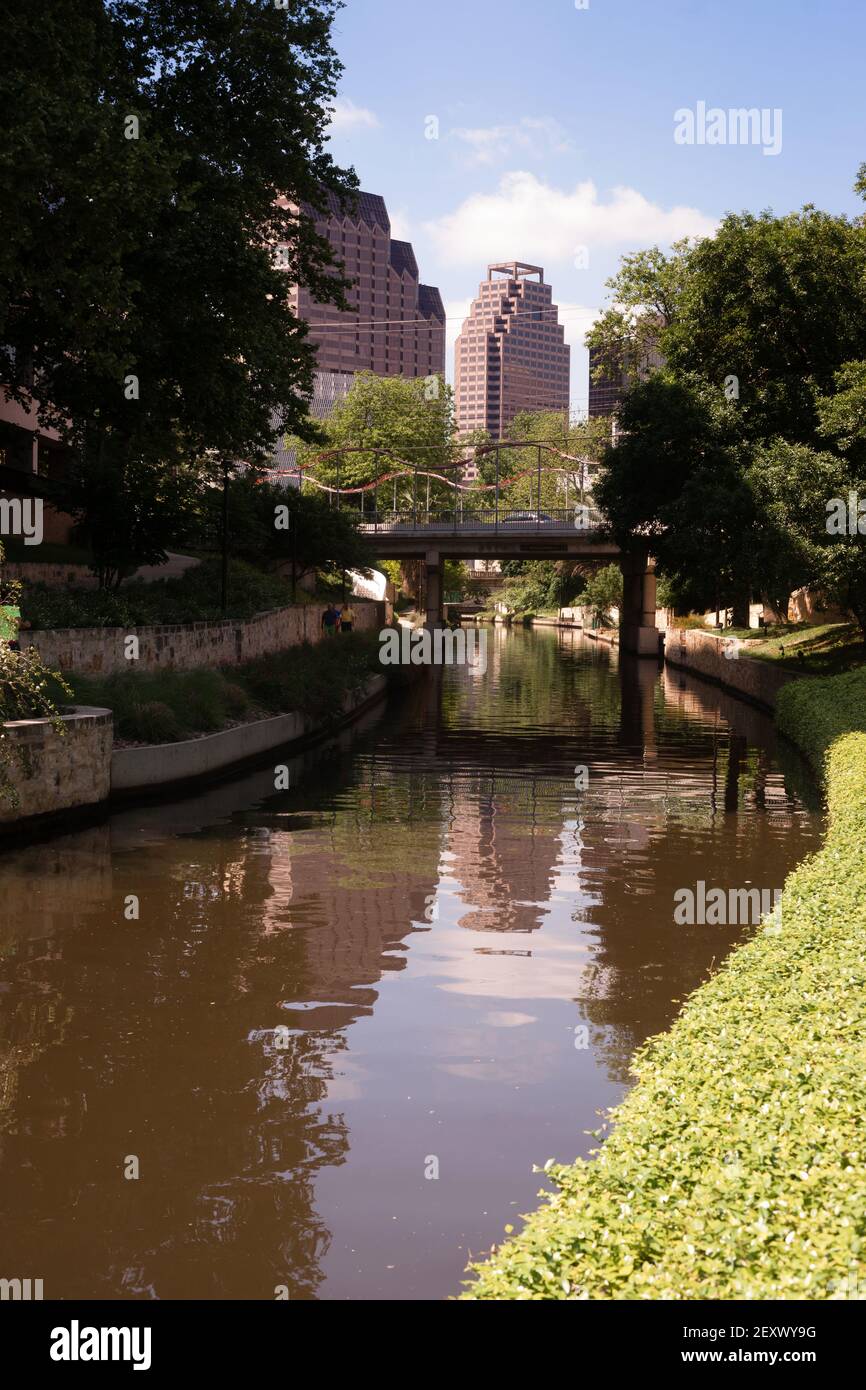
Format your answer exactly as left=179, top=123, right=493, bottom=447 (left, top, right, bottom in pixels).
left=323, top=0, right=866, bottom=412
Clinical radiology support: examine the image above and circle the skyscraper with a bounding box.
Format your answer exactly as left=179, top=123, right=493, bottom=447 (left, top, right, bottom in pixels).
left=283, top=189, right=445, bottom=386
left=588, top=339, right=666, bottom=418
left=454, top=262, right=570, bottom=442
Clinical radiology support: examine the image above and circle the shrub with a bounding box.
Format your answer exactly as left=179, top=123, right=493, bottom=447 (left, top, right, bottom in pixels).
left=121, top=700, right=183, bottom=745
left=1, top=542, right=72, bottom=804
left=777, top=668, right=866, bottom=772
left=68, top=629, right=388, bottom=744
left=222, top=682, right=250, bottom=717
left=24, top=558, right=296, bottom=631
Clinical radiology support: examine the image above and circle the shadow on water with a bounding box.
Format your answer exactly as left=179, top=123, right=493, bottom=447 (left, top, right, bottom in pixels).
left=0, top=628, right=822, bottom=1299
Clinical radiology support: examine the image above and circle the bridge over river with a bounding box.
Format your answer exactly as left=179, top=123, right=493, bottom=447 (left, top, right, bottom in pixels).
left=357, top=505, right=659, bottom=655
left=291, top=441, right=660, bottom=654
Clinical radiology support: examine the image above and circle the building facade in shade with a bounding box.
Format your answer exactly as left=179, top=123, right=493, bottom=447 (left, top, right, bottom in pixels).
left=267, top=189, right=445, bottom=484
left=588, top=339, right=666, bottom=418
left=454, top=263, right=570, bottom=455
left=282, top=189, right=445, bottom=385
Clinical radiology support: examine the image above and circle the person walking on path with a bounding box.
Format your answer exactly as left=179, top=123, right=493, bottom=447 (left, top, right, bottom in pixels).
left=321, top=602, right=340, bottom=637
left=339, top=602, right=355, bottom=634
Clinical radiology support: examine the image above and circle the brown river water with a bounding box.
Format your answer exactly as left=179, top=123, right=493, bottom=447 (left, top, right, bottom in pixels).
left=0, top=628, right=822, bottom=1300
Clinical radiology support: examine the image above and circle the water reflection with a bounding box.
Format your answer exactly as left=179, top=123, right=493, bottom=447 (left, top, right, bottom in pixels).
left=0, top=629, right=821, bottom=1299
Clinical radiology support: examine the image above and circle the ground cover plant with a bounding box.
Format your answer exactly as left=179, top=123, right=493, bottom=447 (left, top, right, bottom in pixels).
left=463, top=671, right=866, bottom=1300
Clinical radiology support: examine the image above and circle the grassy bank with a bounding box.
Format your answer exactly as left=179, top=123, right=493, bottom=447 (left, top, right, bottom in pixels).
left=677, top=620, right=865, bottom=676
left=64, top=631, right=394, bottom=744
left=462, top=670, right=866, bottom=1300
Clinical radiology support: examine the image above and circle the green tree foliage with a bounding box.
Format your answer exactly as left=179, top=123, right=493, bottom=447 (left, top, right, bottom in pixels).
left=0, top=0, right=356, bottom=578
left=489, top=411, right=607, bottom=511
left=664, top=207, right=866, bottom=445
left=579, top=563, right=623, bottom=627
left=501, top=560, right=586, bottom=615
left=69, top=449, right=207, bottom=588
left=586, top=242, right=691, bottom=385
left=0, top=542, right=71, bottom=804
left=593, top=171, right=866, bottom=628
left=200, top=473, right=374, bottom=585
left=295, top=371, right=455, bottom=509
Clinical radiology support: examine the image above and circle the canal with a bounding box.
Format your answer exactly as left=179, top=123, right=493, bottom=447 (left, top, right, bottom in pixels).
left=0, top=628, right=822, bottom=1300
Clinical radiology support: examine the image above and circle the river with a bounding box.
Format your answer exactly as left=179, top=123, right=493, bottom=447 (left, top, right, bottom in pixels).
left=0, top=627, right=822, bottom=1300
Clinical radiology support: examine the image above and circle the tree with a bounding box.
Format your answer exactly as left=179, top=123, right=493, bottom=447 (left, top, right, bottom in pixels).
left=481, top=410, right=607, bottom=512
left=295, top=371, right=456, bottom=510
left=664, top=207, right=866, bottom=446
left=595, top=375, right=760, bottom=624
left=200, top=474, right=374, bottom=586
left=732, top=357, right=866, bottom=633
left=585, top=242, right=691, bottom=388
left=591, top=170, right=866, bottom=625
left=0, top=0, right=357, bottom=580
left=68, top=448, right=208, bottom=588
left=579, top=564, right=623, bottom=627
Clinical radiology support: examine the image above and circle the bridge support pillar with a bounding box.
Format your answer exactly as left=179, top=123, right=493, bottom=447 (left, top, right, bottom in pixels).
left=620, top=551, right=660, bottom=657
left=423, top=549, right=444, bottom=628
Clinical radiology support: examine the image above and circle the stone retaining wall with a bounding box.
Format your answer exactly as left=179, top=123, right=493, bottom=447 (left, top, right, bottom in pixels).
left=664, top=626, right=802, bottom=710
left=2, top=561, right=99, bottom=590
left=111, top=676, right=387, bottom=795
left=0, top=706, right=112, bottom=830
left=27, top=600, right=387, bottom=676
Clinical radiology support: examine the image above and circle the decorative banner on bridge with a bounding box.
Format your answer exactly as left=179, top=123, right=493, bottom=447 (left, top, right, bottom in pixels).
left=275, top=442, right=595, bottom=496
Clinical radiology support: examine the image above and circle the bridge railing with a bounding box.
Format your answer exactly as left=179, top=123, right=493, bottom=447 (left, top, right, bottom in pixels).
left=354, top=506, right=605, bottom=534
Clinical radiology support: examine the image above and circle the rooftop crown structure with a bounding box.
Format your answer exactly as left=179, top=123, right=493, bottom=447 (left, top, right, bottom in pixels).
left=454, top=262, right=570, bottom=448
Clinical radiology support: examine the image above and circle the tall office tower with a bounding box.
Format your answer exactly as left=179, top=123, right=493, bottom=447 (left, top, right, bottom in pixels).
left=454, top=263, right=570, bottom=460
left=588, top=339, right=666, bottom=418
left=283, top=189, right=445, bottom=385
left=587, top=344, right=628, bottom=417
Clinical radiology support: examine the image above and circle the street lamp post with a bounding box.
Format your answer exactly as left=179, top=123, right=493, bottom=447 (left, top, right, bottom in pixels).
left=221, top=457, right=230, bottom=615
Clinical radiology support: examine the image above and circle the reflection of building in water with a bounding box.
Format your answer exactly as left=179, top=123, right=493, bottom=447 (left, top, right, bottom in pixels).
left=259, top=806, right=443, bottom=1015
left=0, top=781, right=440, bottom=1299
left=441, top=771, right=567, bottom=932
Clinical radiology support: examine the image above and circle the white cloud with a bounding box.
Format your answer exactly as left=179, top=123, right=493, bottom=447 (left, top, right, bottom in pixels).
left=449, top=117, right=572, bottom=168
left=328, top=98, right=380, bottom=135
left=557, top=301, right=602, bottom=349
left=388, top=205, right=412, bottom=241
left=425, top=171, right=716, bottom=266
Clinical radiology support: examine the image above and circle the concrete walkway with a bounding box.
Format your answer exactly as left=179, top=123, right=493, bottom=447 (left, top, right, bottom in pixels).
left=124, top=552, right=201, bottom=584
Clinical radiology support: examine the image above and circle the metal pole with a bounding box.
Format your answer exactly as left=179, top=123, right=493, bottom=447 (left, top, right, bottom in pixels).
left=221, top=457, right=229, bottom=614
left=495, top=445, right=500, bottom=529
left=291, top=496, right=297, bottom=602
left=536, top=443, right=542, bottom=526
left=412, top=464, right=418, bottom=529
